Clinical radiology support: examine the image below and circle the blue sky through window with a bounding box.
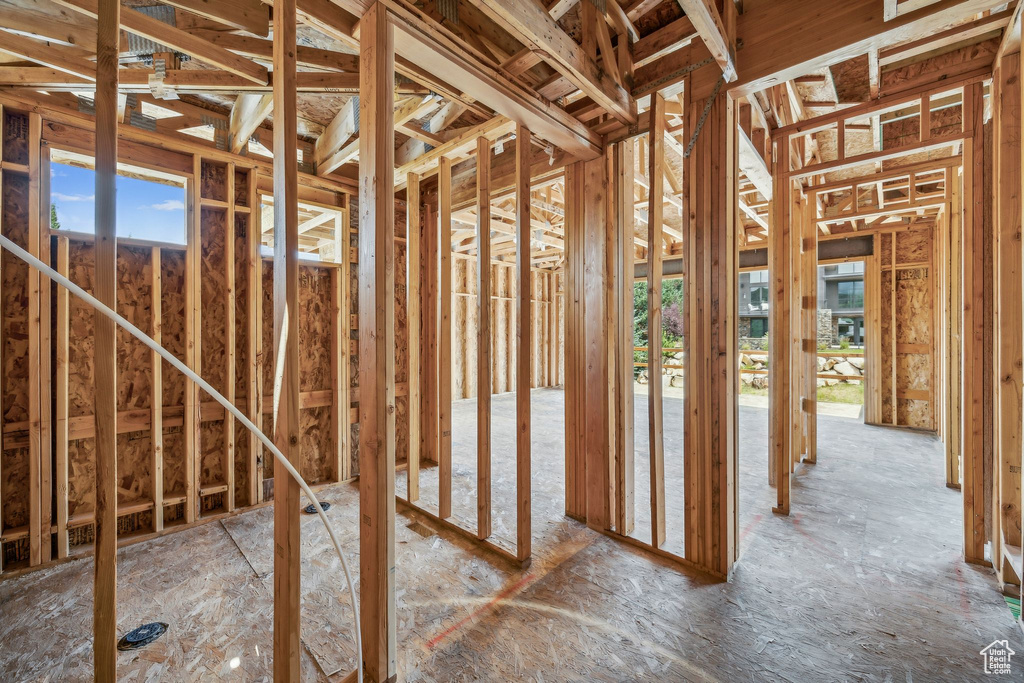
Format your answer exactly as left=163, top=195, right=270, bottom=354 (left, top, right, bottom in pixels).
left=50, top=160, right=186, bottom=244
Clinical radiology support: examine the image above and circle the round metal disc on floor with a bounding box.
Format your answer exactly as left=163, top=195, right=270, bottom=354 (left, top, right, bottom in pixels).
left=303, top=501, right=330, bottom=514
left=117, top=622, right=168, bottom=651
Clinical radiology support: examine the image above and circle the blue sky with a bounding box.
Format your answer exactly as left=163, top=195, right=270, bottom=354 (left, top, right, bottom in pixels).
left=50, top=162, right=186, bottom=244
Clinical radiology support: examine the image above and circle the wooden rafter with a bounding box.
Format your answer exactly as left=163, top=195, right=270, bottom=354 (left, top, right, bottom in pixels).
left=228, top=93, right=273, bottom=154
left=675, top=0, right=736, bottom=81
left=462, top=0, right=635, bottom=124
left=53, top=0, right=269, bottom=84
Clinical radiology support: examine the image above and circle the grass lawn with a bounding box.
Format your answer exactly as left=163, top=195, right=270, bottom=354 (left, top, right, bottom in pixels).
left=816, top=382, right=864, bottom=404
left=739, top=347, right=865, bottom=358
left=740, top=381, right=863, bottom=405
left=825, top=347, right=865, bottom=355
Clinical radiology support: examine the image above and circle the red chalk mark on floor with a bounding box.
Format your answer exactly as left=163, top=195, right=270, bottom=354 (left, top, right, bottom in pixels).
left=953, top=557, right=972, bottom=617
left=740, top=514, right=763, bottom=543
left=791, top=512, right=832, bottom=554
left=427, top=572, right=537, bottom=649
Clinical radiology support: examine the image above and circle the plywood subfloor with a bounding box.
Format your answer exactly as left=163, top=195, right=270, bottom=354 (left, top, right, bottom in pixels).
left=1, top=390, right=1018, bottom=680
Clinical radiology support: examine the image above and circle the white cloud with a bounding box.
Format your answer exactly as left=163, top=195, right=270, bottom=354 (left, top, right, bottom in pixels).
left=52, top=192, right=94, bottom=202
left=147, top=199, right=185, bottom=211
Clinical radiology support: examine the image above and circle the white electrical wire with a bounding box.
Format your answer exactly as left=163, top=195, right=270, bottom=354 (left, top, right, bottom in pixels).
left=0, top=233, right=362, bottom=678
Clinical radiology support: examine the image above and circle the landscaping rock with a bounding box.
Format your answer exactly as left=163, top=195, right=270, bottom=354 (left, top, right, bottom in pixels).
left=753, top=362, right=764, bottom=371
left=816, top=378, right=826, bottom=387
left=816, top=356, right=826, bottom=372
left=823, top=357, right=837, bottom=371
left=824, top=379, right=839, bottom=387
left=740, top=353, right=753, bottom=366
left=847, top=356, right=865, bottom=370
left=752, top=376, right=769, bottom=389
left=670, top=376, right=685, bottom=388
left=833, top=360, right=860, bottom=376
left=741, top=373, right=755, bottom=385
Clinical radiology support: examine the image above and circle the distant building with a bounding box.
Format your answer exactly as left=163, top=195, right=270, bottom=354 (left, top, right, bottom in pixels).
left=738, top=264, right=865, bottom=348
left=737, top=269, right=769, bottom=342
left=818, top=262, right=864, bottom=346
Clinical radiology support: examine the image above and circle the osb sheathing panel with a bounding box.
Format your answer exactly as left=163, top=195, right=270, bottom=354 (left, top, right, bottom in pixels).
left=67, top=240, right=94, bottom=515
left=233, top=217, right=250, bottom=396
left=819, top=106, right=962, bottom=184
left=67, top=439, right=95, bottom=517
left=261, top=261, right=273, bottom=402
left=298, top=267, right=331, bottom=392
left=2, top=110, right=28, bottom=165
left=452, top=257, right=478, bottom=401
left=200, top=419, right=225, bottom=486
left=200, top=207, right=227, bottom=396
left=200, top=161, right=227, bottom=203
left=895, top=267, right=933, bottom=430
left=1, top=170, right=29, bottom=529
left=347, top=228, right=359, bottom=474
left=895, top=267, right=931, bottom=346
left=883, top=106, right=963, bottom=151
left=880, top=37, right=998, bottom=98
left=395, top=241, right=408, bottom=463
left=898, top=398, right=932, bottom=429
left=260, top=262, right=336, bottom=482
left=160, top=250, right=187, bottom=497
left=116, top=247, right=152, bottom=411
left=233, top=214, right=250, bottom=507
left=2, top=172, right=30, bottom=423
left=162, top=431, right=186, bottom=498
left=261, top=413, right=273, bottom=481
left=233, top=169, right=249, bottom=207
left=298, top=266, right=333, bottom=482
left=494, top=264, right=515, bottom=394
left=64, top=241, right=161, bottom=508
left=897, top=352, right=932, bottom=392
left=896, top=227, right=932, bottom=265
left=881, top=268, right=894, bottom=424
left=395, top=242, right=408, bottom=385
left=830, top=55, right=871, bottom=104
left=200, top=207, right=227, bottom=486
left=161, top=251, right=187, bottom=406
left=261, top=261, right=273, bottom=481
left=117, top=432, right=151, bottom=505
left=299, top=405, right=331, bottom=484
left=116, top=246, right=153, bottom=504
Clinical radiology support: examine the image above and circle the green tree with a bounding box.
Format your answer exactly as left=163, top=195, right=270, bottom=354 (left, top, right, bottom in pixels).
left=50, top=204, right=61, bottom=231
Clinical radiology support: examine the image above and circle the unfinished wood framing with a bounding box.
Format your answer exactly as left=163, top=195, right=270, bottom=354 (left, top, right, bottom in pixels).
left=613, top=139, right=635, bottom=538
left=769, top=137, right=791, bottom=511
left=682, top=76, right=738, bottom=576
left=646, top=93, right=666, bottom=548
left=563, top=161, right=587, bottom=522
left=271, top=0, right=301, bottom=678
left=475, top=138, right=491, bottom=540
left=583, top=153, right=612, bottom=532
left=358, top=4, right=397, bottom=680
left=406, top=173, right=421, bottom=503
left=799, top=195, right=817, bottom=465
left=515, top=123, right=532, bottom=562
left=92, top=0, right=118, bottom=675
left=0, top=0, right=1022, bottom=677
left=962, top=80, right=987, bottom=565
left=438, top=155, right=453, bottom=521
left=993, top=49, right=1022, bottom=586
